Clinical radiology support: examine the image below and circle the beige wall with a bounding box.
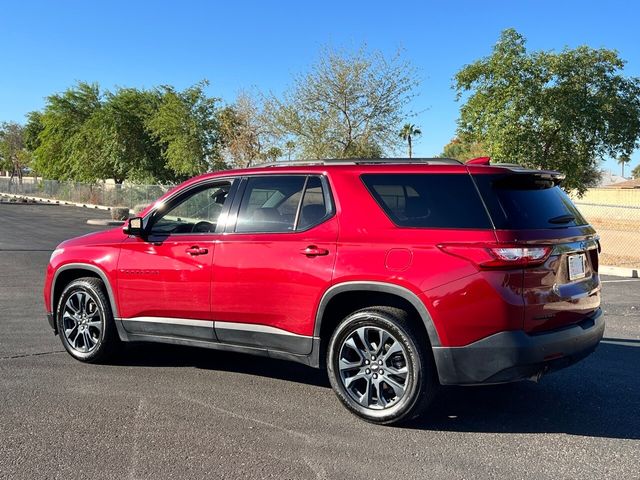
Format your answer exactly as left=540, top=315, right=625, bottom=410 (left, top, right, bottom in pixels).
left=572, top=188, right=640, bottom=206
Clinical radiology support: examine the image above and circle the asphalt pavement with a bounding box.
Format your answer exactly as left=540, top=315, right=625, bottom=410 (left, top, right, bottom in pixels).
left=1, top=203, right=638, bottom=479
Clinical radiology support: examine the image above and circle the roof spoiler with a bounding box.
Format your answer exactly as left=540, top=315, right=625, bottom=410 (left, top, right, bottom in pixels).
left=466, top=157, right=565, bottom=184
left=466, top=156, right=491, bottom=165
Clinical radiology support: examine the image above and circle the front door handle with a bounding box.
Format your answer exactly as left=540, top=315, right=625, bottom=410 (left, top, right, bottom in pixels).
left=300, top=245, right=329, bottom=257
left=186, top=246, right=209, bottom=256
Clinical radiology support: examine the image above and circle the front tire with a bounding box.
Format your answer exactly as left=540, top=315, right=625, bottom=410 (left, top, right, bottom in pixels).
left=56, top=277, right=119, bottom=363
left=327, top=307, right=437, bottom=425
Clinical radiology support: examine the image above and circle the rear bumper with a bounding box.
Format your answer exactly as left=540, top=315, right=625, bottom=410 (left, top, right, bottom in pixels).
left=433, top=308, right=604, bottom=385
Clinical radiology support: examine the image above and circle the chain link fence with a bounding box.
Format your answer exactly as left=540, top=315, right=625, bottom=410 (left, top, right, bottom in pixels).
left=0, top=177, right=173, bottom=213
left=574, top=199, right=640, bottom=269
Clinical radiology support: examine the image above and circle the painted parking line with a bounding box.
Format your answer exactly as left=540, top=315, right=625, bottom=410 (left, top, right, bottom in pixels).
left=601, top=279, right=640, bottom=283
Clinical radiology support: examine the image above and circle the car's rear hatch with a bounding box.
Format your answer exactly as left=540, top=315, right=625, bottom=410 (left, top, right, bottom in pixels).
left=471, top=167, right=601, bottom=333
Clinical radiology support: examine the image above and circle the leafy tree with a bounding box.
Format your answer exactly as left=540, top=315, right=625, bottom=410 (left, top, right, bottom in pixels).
left=147, top=81, right=224, bottom=178
left=34, top=82, right=103, bottom=181
left=617, top=154, right=631, bottom=177
left=398, top=123, right=421, bottom=158
left=92, top=88, right=175, bottom=183
left=0, top=122, right=30, bottom=183
left=32, top=81, right=224, bottom=183
left=454, top=29, right=640, bottom=194
left=632, top=163, right=640, bottom=179
left=23, top=111, right=43, bottom=154
left=218, top=93, right=269, bottom=168
left=441, top=133, right=488, bottom=161
left=263, top=46, right=419, bottom=159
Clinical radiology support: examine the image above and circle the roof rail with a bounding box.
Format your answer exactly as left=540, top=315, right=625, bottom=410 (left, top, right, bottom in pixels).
left=261, top=158, right=463, bottom=167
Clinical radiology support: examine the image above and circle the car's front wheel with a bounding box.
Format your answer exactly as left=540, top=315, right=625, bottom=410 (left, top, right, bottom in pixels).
left=56, top=277, right=119, bottom=363
left=327, top=307, right=437, bottom=425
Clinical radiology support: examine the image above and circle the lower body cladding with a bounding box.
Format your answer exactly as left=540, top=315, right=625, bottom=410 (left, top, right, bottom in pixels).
left=432, top=308, right=604, bottom=385
left=116, top=317, right=320, bottom=367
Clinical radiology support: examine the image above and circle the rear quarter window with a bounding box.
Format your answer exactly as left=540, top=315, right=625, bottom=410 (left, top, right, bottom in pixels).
left=361, top=174, right=492, bottom=229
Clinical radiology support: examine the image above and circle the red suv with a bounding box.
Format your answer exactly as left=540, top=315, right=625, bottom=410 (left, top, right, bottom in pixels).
left=44, top=158, right=604, bottom=424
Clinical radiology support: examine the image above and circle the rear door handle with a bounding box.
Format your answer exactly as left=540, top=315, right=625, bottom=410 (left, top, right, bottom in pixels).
left=300, top=245, right=329, bottom=257
left=186, top=246, right=209, bottom=256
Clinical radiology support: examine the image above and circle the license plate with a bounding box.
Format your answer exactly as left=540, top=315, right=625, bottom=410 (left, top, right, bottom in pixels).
left=568, top=253, right=586, bottom=281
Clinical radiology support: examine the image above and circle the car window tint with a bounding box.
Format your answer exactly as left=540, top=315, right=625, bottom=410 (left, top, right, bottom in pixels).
left=473, top=174, right=588, bottom=229
left=361, top=174, right=492, bottom=229
left=151, top=182, right=232, bottom=235
left=298, top=176, right=329, bottom=230
left=236, top=176, right=306, bottom=233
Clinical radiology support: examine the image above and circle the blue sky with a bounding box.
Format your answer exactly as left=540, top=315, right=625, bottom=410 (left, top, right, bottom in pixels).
left=1, top=0, right=639, bottom=174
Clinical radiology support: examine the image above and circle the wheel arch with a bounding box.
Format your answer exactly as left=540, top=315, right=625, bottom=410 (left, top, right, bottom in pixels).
left=314, top=282, right=442, bottom=351
left=51, top=264, right=119, bottom=332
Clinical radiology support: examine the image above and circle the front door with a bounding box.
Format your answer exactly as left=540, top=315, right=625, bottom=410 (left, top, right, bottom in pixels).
left=211, top=175, right=337, bottom=354
left=117, top=179, right=235, bottom=341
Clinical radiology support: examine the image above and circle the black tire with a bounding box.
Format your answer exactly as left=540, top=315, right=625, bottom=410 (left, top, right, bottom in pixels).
left=326, top=306, right=437, bottom=425
left=56, top=277, right=120, bottom=363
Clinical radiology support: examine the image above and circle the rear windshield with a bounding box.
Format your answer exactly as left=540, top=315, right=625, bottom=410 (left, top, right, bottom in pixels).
left=473, top=174, right=588, bottom=229
left=361, top=174, right=492, bottom=229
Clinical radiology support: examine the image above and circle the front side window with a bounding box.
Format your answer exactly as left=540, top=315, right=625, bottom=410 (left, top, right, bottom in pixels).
left=150, top=181, right=232, bottom=235
left=235, top=175, right=331, bottom=233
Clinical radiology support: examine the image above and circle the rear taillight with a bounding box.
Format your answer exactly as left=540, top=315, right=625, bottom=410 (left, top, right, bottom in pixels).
left=438, top=244, right=552, bottom=269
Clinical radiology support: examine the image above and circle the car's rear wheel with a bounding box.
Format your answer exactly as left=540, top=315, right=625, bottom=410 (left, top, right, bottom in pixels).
left=327, top=307, right=437, bottom=425
left=56, top=277, right=119, bottom=363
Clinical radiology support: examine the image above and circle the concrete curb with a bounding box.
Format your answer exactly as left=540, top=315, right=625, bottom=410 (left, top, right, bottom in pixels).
left=87, top=219, right=125, bottom=226
left=0, top=192, right=113, bottom=211
left=600, top=266, right=640, bottom=278
left=0, top=200, right=57, bottom=205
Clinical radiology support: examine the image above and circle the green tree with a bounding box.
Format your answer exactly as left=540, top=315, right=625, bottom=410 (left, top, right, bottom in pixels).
left=93, top=88, right=174, bottom=183
left=0, top=122, right=30, bottom=183
left=33, top=81, right=224, bottom=183
left=441, top=133, right=488, bottom=161
left=632, top=164, right=640, bottom=179
left=264, top=46, right=419, bottom=159
left=454, top=29, right=640, bottom=194
left=23, top=111, right=43, bottom=154
left=34, top=82, right=103, bottom=181
left=147, top=81, right=224, bottom=178
left=398, top=123, right=421, bottom=158
left=617, top=154, right=631, bottom=177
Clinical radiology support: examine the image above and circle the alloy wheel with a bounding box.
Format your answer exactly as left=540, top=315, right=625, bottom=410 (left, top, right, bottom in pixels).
left=337, top=325, right=410, bottom=410
left=61, top=291, right=102, bottom=353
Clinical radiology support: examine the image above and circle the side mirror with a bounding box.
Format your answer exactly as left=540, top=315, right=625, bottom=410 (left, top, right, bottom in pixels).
left=123, top=217, right=144, bottom=237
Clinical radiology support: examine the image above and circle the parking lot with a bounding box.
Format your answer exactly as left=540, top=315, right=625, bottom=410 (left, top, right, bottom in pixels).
left=0, top=203, right=638, bottom=479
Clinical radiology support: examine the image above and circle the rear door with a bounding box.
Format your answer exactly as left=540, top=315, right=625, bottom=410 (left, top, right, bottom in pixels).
left=473, top=171, right=601, bottom=333
left=211, top=174, right=337, bottom=354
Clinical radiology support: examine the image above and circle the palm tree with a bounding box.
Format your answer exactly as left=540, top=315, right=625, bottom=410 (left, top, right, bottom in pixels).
left=618, top=154, right=631, bottom=178
left=285, top=140, right=296, bottom=161
left=399, top=124, right=422, bottom=158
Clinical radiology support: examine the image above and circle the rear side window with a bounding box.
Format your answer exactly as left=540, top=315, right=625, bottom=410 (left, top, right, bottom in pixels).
left=235, top=175, right=332, bottom=233
left=473, top=174, right=588, bottom=229
left=361, top=174, right=492, bottom=229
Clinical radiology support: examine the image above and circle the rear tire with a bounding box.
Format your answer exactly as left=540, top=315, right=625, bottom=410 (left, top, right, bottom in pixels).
left=327, top=306, right=437, bottom=425
left=56, top=277, right=119, bottom=363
